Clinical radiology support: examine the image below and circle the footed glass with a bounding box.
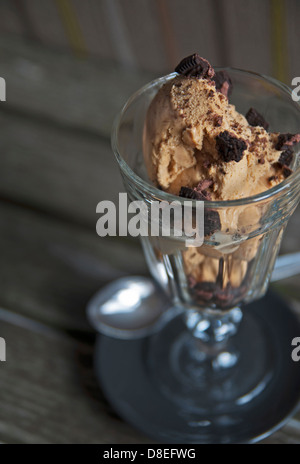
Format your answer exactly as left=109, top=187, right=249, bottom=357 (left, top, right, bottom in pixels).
left=110, top=69, right=300, bottom=443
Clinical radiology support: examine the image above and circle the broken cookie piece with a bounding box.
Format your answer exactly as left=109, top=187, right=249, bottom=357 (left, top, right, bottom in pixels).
left=179, top=185, right=221, bottom=236
left=213, top=70, right=233, bottom=98
left=246, top=107, right=269, bottom=131
left=216, top=131, right=247, bottom=163
left=278, top=148, right=294, bottom=167
left=275, top=133, right=300, bottom=150
left=175, top=53, right=215, bottom=79
left=179, top=186, right=208, bottom=201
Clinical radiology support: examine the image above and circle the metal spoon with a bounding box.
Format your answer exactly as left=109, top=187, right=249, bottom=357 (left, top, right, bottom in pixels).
left=87, top=252, right=300, bottom=339
left=86, top=276, right=171, bottom=339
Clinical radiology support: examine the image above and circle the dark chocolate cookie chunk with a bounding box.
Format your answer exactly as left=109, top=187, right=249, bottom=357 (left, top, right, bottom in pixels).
left=245, top=107, right=269, bottom=131
left=191, top=281, right=215, bottom=302
left=273, top=162, right=293, bottom=178
left=213, top=70, right=233, bottom=97
left=278, top=148, right=294, bottom=166
left=204, top=209, right=221, bottom=236
left=282, top=166, right=293, bottom=178
left=179, top=186, right=207, bottom=201
left=195, top=180, right=213, bottom=200
left=190, top=280, right=248, bottom=310
left=275, top=133, right=300, bottom=150
left=175, top=54, right=215, bottom=79
left=179, top=180, right=213, bottom=201
left=216, top=131, right=247, bottom=162
left=179, top=185, right=221, bottom=236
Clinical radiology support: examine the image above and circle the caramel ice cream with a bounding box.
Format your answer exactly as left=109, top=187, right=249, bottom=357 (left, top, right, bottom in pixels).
left=143, top=54, right=299, bottom=309
left=144, top=57, right=295, bottom=201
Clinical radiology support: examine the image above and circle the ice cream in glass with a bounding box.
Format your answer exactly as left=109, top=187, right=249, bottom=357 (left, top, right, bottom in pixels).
left=110, top=54, right=300, bottom=443
left=142, top=54, right=300, bottom=310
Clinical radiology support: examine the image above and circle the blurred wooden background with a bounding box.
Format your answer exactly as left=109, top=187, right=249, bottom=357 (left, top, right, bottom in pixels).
left=0, top=0, right=299, bottom=84
left=0, top=0, right=299, bottom=445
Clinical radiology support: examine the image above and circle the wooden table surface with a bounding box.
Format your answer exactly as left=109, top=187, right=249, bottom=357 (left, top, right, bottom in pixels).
left=0, top=36, right=300, bottom=444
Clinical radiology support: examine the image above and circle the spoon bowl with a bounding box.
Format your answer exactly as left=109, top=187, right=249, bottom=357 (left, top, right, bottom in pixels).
left=87, top=276, right=170, bottom=339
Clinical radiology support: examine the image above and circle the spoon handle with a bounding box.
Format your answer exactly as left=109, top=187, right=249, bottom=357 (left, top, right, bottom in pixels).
left=271, top=252, right=300, bottom=282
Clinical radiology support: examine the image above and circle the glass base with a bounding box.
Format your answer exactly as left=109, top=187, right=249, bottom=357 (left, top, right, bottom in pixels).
left=147, top=310, right=272, bottom=413
left=95, top=292, right=300, bottom=444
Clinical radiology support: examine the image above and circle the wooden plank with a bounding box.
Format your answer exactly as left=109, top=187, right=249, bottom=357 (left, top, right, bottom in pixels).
left=119, top=0, right=168, bottom=73
left=0, top=35, right=154, bottom=138
left=167, top=0, right=221, bottom=69
left=0, top=200, right=146, bottom=331
left=0, top=2, right=278, bottom=78
left=70, top=0, right=115, bottom=60
left=286, top=0, right=300, bottom=82
left=218, top=0, right=272, bottom=76
left=23, top=0, right=70, bottom=50
left=0, top=35, right=150, bottom=229
left=0, top=109, right=123, bottom=225
left=0, top=1, right=25, bottom=37
left=0, top=317, right=152, bottom=444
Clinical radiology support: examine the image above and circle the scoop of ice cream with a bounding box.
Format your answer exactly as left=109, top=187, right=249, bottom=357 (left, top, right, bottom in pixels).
left=143, top=73, right=294, bottom=201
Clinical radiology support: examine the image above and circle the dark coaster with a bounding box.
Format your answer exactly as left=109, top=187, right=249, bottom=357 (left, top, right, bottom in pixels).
left=94, top=291, right=300, bottom=444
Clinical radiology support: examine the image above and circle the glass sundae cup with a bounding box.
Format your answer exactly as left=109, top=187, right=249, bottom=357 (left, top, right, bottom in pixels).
left=109, top=68, right=300, bottom=443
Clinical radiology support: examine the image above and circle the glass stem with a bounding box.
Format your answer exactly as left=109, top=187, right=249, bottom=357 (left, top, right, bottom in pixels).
left=185, top=307, right=243, bottom=355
